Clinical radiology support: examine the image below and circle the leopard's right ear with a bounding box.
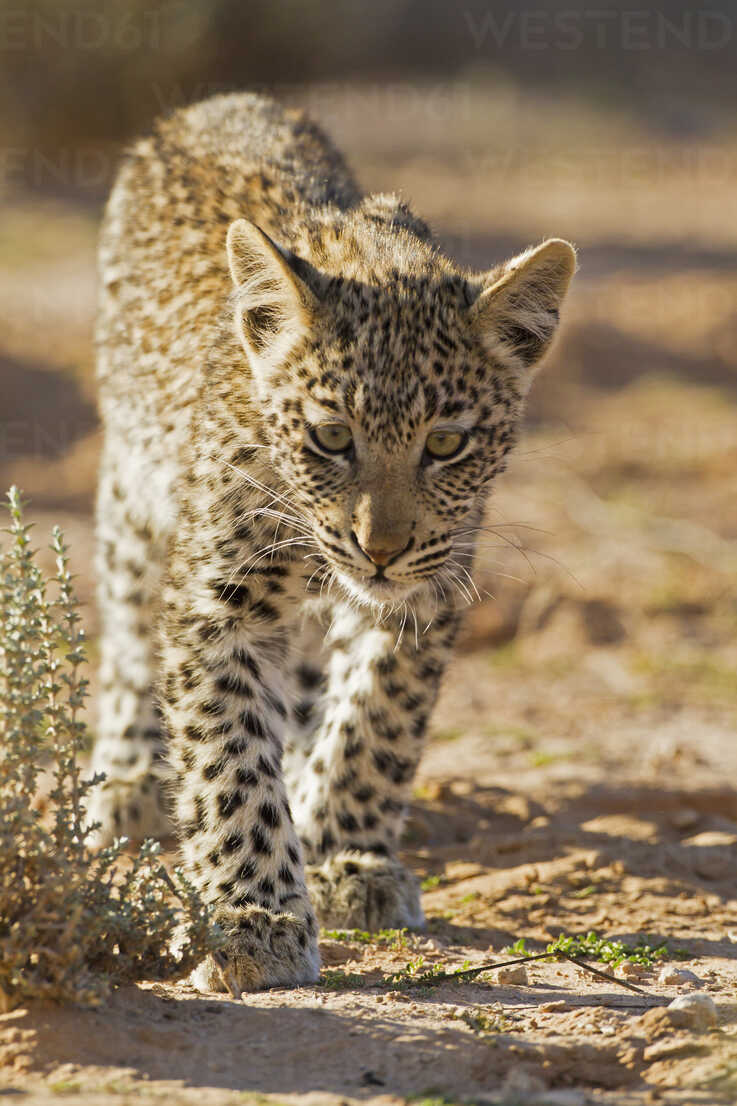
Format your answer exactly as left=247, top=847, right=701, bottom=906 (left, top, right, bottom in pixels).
left=226, top=219, right=316, bottom=384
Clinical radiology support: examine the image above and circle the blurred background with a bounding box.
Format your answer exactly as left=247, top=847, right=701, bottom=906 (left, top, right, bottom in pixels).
left=3, top=11, right=737, bottom=1090
left=2, top=0, right=737, bottom=778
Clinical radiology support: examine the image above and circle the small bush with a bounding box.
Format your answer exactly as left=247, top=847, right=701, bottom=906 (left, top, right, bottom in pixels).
left=0, top=487, right=220, bottom=1008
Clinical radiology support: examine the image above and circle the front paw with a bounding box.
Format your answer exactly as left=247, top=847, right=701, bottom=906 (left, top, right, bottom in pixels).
left=306, top=851, right=425, bottom=931
left=190, top=905, right=320, bottom=994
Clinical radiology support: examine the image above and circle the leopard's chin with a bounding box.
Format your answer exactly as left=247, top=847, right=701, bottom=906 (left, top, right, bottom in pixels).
left=333, top=568, right=422, bottom=609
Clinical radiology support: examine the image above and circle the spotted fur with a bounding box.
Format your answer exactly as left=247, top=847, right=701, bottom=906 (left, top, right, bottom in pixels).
left=89, top=92, right=576, bottom=991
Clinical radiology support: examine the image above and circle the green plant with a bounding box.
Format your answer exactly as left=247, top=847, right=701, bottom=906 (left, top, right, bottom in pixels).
left=388, top=956, right=448, bottom=987
left=430, top=728, right=464, bottom=742
left=504, top=931, right=689, bottom=968
left=462, top=1008, right=514, bottom=1035
left=0, top=488, right=221, bottom=1008
left=544, top=930, right=685, bottom=967
left=460, top=891, right=480, bottom=905
left=321, top=927, right=409, bottom=948
left=570, top=884, right=598, bottom=899
left=408, top=1097, right=475, bottom=1106
left=318, top=968, right=367, bottom=990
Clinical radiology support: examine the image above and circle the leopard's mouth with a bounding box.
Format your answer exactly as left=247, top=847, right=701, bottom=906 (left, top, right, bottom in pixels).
left=365, top=574, right=401, bottom=594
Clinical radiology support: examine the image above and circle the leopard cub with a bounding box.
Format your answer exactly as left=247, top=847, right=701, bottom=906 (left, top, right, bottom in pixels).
left=89, top=92, right=575, bottom=990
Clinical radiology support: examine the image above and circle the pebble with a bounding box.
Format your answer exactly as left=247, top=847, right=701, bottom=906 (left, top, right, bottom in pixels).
left=658, top=966, right=702, bottom=987
left=496, top=964, right=529, bottom=985
left=615, top=961, right=647, bottom=979
left=667, top=992, right=718, bottom=1030
left=420, top=937, right=446, bottom=952
left=682, top=830, right=737, bottom=880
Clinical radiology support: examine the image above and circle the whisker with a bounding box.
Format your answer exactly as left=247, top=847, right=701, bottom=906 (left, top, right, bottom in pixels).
left=409, top=605, right=420, bottom=649
left=217, top=535, right=318, bottom=600
left=447, top=559, right=482, bottom=604
left=218, top=455, right=303, bottom=518
left=393, top=602, right=408, bottom=653
left=441, top=567, right=472, bottom=607
left=446, top=568, right=474, bottom=605
left=234, top=504, right=312, bottom=536
left=454, top=522, right=552, bottom=536
left=241, top=536, right=318, bottom=578
left=304, top=563, right=327, bottom=593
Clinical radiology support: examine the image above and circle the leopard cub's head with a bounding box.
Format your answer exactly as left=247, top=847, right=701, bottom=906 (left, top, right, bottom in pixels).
left=226, top=213, right=575, bottom=610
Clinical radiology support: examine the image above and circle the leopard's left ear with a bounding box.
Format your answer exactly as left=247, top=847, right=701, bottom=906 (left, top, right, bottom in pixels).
left=469, top=239, right=576, bottom=385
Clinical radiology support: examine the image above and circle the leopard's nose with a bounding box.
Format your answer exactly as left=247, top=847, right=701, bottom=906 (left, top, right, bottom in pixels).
left=351, top=531, right=411, bottom=567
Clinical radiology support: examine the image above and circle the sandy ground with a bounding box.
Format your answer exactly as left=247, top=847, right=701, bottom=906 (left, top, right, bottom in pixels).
left=1, top=82, right=737, bottom=1104
left=2, top=707, right=736, bottom=1105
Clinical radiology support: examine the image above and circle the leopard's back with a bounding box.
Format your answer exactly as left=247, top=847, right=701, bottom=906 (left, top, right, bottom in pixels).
left=97, top=91, right=360, bottom=393
left=95, top=93, right=362, bottom=528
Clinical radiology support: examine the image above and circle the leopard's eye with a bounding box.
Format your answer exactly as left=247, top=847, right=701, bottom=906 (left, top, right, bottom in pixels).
left=309, top=423, right=353, bottom=454
left=424, top=428, right=468, bottom=461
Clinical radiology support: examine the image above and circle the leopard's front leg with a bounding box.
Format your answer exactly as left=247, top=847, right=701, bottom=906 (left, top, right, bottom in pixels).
left=160, top=536, right=319, bottom=992
left=290, top=599, right=459, bottom=932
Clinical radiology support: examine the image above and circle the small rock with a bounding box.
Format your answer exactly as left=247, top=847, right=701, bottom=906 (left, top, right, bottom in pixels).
left=616, top=961, right=647, bottom=979
left=539, top=1000, right=569, bottom=1012
left=658, top=966, right=702, bottom=987
left=667, top=992, right=718, bottom=1030
left=420, top=937, right=446, bottom=952
left=496, top=964, right=529, bottom=985
left=682, top=830, right=737, bottom=880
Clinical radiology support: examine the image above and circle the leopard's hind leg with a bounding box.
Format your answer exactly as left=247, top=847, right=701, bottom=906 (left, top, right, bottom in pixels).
left=86, top=452, right=174, bottom=844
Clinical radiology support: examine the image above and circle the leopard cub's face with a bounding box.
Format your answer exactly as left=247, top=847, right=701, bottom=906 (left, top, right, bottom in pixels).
left=226, top=219, right=576, bottom=611
left=270, top=319, right=517, bottom=610
left=283, top=419, right=499, bottom=608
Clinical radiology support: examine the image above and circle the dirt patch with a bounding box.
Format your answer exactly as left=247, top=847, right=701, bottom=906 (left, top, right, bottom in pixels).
left=2, top=719, right=737, bottom=1105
